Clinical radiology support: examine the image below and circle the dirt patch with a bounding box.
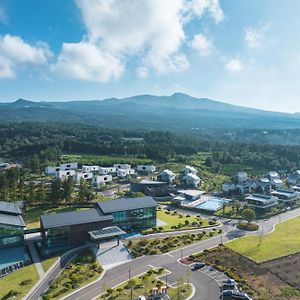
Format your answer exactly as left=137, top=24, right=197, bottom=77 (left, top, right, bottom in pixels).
left=179, top=257, right=194, bottom=265
left=189, top=246, right=300, bottom=300
left=262, top=252, right=300, bottom=291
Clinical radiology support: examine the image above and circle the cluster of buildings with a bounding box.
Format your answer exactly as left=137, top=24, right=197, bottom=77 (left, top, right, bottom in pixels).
left=222, top=171, right=284, bottom=195
left=45, top=162, right=157, bottom=188
left=222, top=171, right=300, bottom=212
left=159, top=165, right=201, bottom=187
left=0, top=196, right=157, bottom=275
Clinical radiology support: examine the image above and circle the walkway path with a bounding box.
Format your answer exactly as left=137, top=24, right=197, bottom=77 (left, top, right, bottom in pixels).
left=26, top=241, right=44, bottom=278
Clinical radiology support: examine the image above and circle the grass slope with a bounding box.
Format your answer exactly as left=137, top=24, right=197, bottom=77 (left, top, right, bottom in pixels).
left=0, top=264, right=39, bottom=300
left=227, top=216, right=300, bottom=263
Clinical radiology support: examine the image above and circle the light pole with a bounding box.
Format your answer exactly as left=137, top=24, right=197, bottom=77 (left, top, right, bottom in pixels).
left=181, top=249, right=183, bottom=260
left=129, top=269, right=133, bottom=300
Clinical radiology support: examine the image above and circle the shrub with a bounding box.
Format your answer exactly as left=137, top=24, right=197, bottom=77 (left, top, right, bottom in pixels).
left=20, top=279, right=33, bottom=286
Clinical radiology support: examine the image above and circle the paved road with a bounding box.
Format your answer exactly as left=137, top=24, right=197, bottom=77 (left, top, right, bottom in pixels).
left=26, top=207, right=300, bottom=300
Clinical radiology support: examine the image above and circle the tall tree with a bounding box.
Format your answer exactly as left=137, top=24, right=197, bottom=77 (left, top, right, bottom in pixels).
left=49, top=177, right=62, bottom=205
left=63, top=176, right=74, bottom=202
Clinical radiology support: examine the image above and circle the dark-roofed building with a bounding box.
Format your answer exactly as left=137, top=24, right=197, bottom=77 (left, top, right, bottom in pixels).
left=0, top=201, right=25, bottom=249
left=130, top=180, right=174, bottom=197
left=40, top=209, right=113, bottom=249
left=97, top=196, right=157, bottom=230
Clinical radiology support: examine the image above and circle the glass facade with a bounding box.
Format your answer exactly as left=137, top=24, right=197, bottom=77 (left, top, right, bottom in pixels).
left=0, top=224, right=24, bottom=248
left=45, top=226, right=70, bottom=248
left=112, top=207, right=156, bottom=230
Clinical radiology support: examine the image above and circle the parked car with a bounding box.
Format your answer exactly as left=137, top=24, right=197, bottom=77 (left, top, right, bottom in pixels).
left=192, top=262, right=206, bottom=270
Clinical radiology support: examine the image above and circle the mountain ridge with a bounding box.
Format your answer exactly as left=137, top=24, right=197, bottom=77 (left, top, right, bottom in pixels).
left=1, top=93, right=299, bottom=132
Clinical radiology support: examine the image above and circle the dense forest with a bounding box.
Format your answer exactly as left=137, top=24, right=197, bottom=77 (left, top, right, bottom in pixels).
left=0, top=122, right=300, bottom=174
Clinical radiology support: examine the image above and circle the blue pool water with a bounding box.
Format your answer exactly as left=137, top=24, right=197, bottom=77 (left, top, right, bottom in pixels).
left=196, top=198, right=231, bottom=212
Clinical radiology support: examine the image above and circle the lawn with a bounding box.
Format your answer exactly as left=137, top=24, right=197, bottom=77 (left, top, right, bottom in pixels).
left=0, top=264, right=39, bottom=300
left=41, top=255, right=61, bottom=273
left=227, top=215, right=300, bottom=263
left=42, top=250, right=103, bottom=300
left=24, top=206, right=89, bottom=229
left=158, top=209, right=210, bottom=229
left=127, top=230, right=222, bottom=257
left=97, top=268, right=192, bottom=300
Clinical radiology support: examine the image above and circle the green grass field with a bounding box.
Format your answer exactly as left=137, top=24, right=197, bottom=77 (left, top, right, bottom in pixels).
left=41, top=255, right=60, bottom=273
left=226, top=216, right=300, bottom=263
left=0, top=264, right=39, bottom=300
left=24, top=206, right=89, bottom=229
left=157, top=210, right=210, bottom=230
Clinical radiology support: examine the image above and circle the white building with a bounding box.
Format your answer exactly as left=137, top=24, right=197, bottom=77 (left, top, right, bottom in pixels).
left=177, top=190, right=205, bottom=201
left=45, top=162, right=78, bottom=176
left=45, top=166, right=61, bottom=176
left=182, top=166, right=197, bottom=176
left=114, top=164, right=131, bottom=170
left=92, top=175, right=113, bottom=188
left=137, top=165, right=156, bottom=173
left=182, top=173, right=201, bottom=187
left=160, top=169, right=175, bottom=183
left=246, top=194, right=278, bottom=210
left=57, top=169, right=76, bottom=180
left=234, top=172, right=248, bottom=183
left=73, top=172, right=93, bottom=183
left=268, top=171, right=280, bottom=180
left=99, top=167, right=116, bottom=175
left=60, top=162, right=78, bottom=171
left=82, top=165, right=99, bottom=173
left=288, top=170, right=300, bottom=185
left=117, top=168, right=135, bottom=178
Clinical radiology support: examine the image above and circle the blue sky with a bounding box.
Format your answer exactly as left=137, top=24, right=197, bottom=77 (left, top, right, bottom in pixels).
left=0, top=0, right=299, bottom=112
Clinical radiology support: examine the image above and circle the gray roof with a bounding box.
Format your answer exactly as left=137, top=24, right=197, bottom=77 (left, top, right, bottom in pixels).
left=97, top=196, right=157, bottom=214
left=0, top=213, right=25, bottom=227
left=0, top=201, right=21, bottom=215
left=40, top=208, right=113, bottom=229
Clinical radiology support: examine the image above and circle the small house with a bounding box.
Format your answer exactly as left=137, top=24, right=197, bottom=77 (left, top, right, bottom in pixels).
left=182, top=173, right=201, bottom=187
left=137, top=165, right=156, bottom=174
left=159, top=170, right=175, bottom=183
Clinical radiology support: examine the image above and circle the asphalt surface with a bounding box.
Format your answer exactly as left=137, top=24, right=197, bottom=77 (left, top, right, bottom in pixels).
left=25, top=206, right=300, bottom=300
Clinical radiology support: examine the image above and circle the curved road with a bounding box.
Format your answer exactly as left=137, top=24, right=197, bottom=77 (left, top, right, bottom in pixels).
left=26, top=207, right=300, bottom=300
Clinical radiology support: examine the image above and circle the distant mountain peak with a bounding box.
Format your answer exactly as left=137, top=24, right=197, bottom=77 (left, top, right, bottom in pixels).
left=13, top=98, right=33, bottom=106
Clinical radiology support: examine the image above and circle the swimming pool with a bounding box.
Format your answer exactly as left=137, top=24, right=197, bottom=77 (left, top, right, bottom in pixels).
left=196, top=197, right=231, bottom=212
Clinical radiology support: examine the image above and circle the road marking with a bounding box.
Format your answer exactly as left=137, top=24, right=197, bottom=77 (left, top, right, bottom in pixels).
left=165, top=253, right=174, bottom=257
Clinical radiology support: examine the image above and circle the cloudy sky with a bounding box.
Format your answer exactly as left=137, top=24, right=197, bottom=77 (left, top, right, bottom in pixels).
left=0, top=0, right=299, bottom=112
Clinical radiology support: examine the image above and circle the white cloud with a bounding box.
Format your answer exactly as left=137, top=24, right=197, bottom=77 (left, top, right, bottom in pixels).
left=54, top=0, right=224, bottom=82
left=0, top=7, right=8, bottom=25
left=0, top=57, right=14, bottom=79
left=136, top=66, right=149, bottom=79
left=189, top=33, right=214, bottom=56
left=0, top=34, right=52, bottom=79
left=245, top=27, right=261, bottom=49
left=224, top=58, right=243, bottom=72
left=185, top=0, right=224, bottom=23
left=54, top=42, right=124, bottom=82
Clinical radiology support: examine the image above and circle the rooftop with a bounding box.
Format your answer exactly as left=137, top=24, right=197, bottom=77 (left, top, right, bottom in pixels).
left=139, top=180, right=168, bottom=185
left=0, top=213, right=25, bottom=227
left=246, top=194, right=277, bottom=204
left=97, top=196, right=157, bottom=214
left=0, top=201, right=21, bottom=215
left=40, top=208, right=113, bottom=229
left=178, top=190, right=205, bottom=197
left=271, top=189, right=297, bottom=197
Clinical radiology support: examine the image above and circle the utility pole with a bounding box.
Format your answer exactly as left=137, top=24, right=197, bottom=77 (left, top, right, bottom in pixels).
left=129, top=269, right=132, bottom=300
left=181, top=249, right=183, bottom=260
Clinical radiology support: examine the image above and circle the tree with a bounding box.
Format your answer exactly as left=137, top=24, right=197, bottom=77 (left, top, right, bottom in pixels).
left=36, top=182, right=47, bottom=203
left=63, top=176, right=74, bottom=202
left=26, top=181, right=36, bottom=204
left=49, top=178, right=62, bottom=205
left=242, top=208, right=256, bottom=224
